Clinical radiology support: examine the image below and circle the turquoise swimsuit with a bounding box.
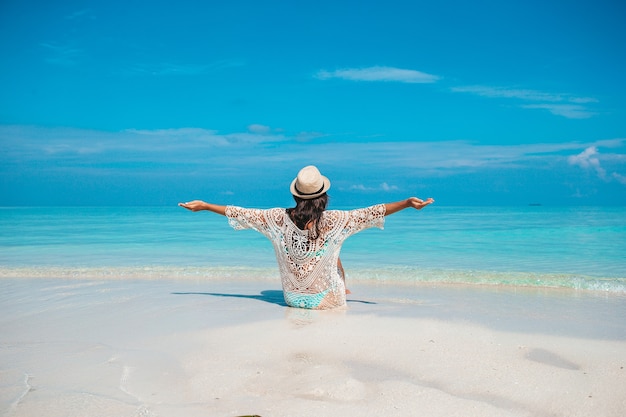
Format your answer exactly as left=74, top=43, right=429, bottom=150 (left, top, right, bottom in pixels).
left=284, top=289, right=331, bottom=309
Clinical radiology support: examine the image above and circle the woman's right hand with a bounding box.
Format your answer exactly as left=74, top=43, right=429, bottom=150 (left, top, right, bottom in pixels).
left=178, top=200, right=207, bottom=212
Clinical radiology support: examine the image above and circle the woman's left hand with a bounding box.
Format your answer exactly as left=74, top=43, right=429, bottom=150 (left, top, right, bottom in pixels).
left=407, top=197, right=434, bottom=210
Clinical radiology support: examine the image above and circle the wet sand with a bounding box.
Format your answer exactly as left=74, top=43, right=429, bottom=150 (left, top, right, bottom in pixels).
left=1, top=277, right=625, bottom=417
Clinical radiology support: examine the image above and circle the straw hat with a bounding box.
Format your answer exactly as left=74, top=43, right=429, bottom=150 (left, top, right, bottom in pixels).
left=290, top=165, right=331, bottom=199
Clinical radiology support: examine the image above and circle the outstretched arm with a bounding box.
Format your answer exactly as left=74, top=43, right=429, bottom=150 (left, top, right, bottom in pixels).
left=178, top=200, right=227, bottom=216
left=384, top=197, right=434, bottom=216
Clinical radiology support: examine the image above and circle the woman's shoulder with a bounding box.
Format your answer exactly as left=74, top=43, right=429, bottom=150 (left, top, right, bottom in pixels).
left=323, top=205, right=385, bottom=223
left=267, top=207, right=288, bottom=222
left=256, top=207, right=287, bottom=219
left=325, top=204, right=385, bottom=215
left=226, top=206, right=286, bottom=219
left=320, top=209, right=347, bottom=224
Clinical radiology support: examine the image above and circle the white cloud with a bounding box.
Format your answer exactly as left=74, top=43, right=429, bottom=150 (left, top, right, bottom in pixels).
left=127, top=127, right=219, bottom=137
left=451, top=86, right=564, bottom=102
left=613, top=173, right=626, bottom=185
left=381, top=182, right=398, bottom=191
left=247, top=124, right=271, bottom=134
left=40, top=42, right=83, bottom=66
left=3, top=126, right=625, bottom=189
left=569, top=97, right=599, bottom=104
left=568, top=146, right=626, bottom=184
left=348, top=183, right=399, bottom=192
left=568, top=146, right=606, bottom=178
left=65, top=9, right=94, bottom=20
left=451, top=85, right=599, bottom=119
left=451, top=85, right=597, bottom=104
left=294, top=131, right=328, bottom=142
left=522, top=104, right=597, bottom=119
left=126, top=128, right=230, bottom=147
left=315, top=66, right=439, bottom=83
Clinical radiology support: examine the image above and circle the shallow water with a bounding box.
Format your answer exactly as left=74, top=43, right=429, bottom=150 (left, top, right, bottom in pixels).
left=1, top=205, right=625, bottom=292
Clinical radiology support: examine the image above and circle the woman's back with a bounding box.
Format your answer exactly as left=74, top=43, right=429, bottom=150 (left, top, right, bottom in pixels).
left=226, top=205, right=386, bottom=309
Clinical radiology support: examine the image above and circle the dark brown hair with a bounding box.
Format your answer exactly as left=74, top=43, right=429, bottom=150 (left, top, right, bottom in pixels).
left=286, top=193, right=329, bottom=239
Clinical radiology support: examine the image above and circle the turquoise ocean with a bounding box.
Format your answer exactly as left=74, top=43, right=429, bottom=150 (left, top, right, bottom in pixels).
left=1, top=205, right=625, bottom=293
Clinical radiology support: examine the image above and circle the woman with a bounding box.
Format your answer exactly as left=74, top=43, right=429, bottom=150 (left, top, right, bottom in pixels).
left=179, top=165, right=434, bottom=310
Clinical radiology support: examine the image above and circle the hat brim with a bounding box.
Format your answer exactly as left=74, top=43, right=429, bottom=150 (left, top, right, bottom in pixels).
left=290, top=176, right=331, bottom=199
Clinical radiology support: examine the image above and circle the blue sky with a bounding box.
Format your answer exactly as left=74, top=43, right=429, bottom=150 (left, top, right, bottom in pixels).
left=1, top=0, right=625, bottom=206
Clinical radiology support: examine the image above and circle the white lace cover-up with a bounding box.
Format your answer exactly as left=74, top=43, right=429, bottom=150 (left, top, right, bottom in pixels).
left=225, top=204, right=386, bottom=309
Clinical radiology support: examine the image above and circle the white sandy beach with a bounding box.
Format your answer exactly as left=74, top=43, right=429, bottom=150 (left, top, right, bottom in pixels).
left=1, top=276, right=625, bottom=417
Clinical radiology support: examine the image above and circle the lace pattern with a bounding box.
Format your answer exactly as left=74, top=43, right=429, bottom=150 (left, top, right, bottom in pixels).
left=225, top=204, right=386, bottom=309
